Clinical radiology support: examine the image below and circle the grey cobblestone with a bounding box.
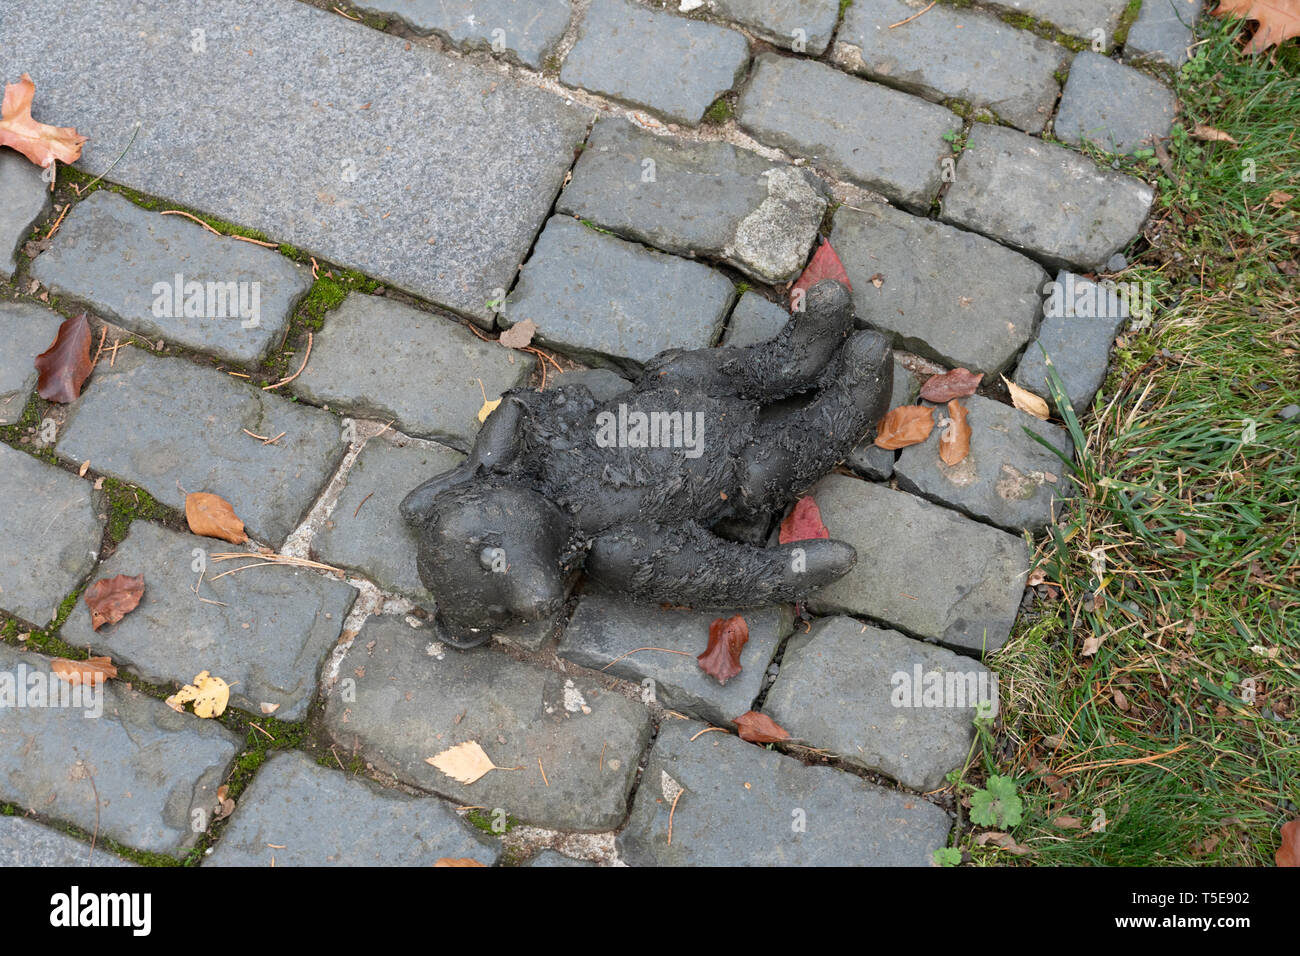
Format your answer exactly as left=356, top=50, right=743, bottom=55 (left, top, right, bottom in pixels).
left=0, top=816, right=135, bottom=866
left=352, top=0, right=572, bottom=69
left=722, top=291, right=787, bottom=347
left=1126, top=0, right=1204, bottom=68
left=0, top=300, right=63, bottom=425
left=1054, top=50, right=1179, bottom=155
left=983, top=0, right=1131, bottom=44
left=703, top=0, right=841, bottom=54
left=0, top=151, right=49, bottom=280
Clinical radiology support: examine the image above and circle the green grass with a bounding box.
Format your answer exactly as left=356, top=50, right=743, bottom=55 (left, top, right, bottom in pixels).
left=954, top=17, right=1300, bottom=867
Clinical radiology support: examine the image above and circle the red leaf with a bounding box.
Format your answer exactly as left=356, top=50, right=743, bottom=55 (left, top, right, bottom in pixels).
left=778, top=495, right=829, bottom=544
left=733, top=711, right=791, bottom=743
left=920, top=367, right=983, bottom=403
left=84, top=574, right=144, bottom=631
left=34, top=313, right=93, bottom=403
left=1279, top=818, right=1300, bottom=867
left=698, top=615, right=749, bottom=685
left=790, top=239, right=852, bottom=307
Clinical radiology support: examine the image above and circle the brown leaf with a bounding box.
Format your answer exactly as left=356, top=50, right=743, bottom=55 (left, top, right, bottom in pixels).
left=34, top=313, right=93, bottom=403
left=214, top=784, right=236, bottom=821
left=939, top=399, right=971, bottom=466
left=1278, top=818, right=1300, bottom=867
left=733, top=711, right=790, bottom=743
left=874, top=405, right=935, bottom=449
left=185, top=492, right=248, bottom=544
left=50, top=656, right=118, bottom=686
left=1003, top=376, right=1050, bottom=420
left=84, top=574, right=145, bottom=630
left=1027, top=568, right=1047, bottom=587
left=698, top=615, right=749, bottom=685
left=974, top=831, right=1035, bottom=855
left=778, top=495, right=829, bottom=543
left=1212, top=0, right=1300, bottom=52
left=434, top=858, right=487, bottom=867
left=1053, top=816, right=1084, bottom=829
left=498, top=319, right=538, bottom=350
left=920, top=367, right=983, bottom=403
left=0, top=74, right=88, bottom=168
left=1190, top=123, right=1238, bottom=144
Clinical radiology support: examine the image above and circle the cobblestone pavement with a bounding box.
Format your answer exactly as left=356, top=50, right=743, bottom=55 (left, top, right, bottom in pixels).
left=0, top=0, right=1190, bottom=866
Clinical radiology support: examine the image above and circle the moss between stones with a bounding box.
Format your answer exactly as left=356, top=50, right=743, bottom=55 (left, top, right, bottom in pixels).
left=465, top=808, right=521, bottom=834
left=1114, top=0, right=1144, bottom=48
left=702, top=96, right=735, bottom=125
left=102, top=477, right=180, bottom=546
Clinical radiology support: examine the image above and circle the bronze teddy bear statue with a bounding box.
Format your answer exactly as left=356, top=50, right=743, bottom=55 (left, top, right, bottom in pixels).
left=400, top=279, right=892, bottom=649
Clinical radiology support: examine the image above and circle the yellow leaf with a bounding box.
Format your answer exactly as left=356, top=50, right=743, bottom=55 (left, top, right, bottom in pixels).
left=425, top=740, right=511, bottom=785
left=166, top=670, right=231, bottom=719
left=476, top=397, right=501, bottom=424
left=1002, top=376, right=1050, bottom=420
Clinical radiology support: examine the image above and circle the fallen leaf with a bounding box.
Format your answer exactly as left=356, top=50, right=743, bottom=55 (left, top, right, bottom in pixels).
left=869, top=272, right=884, bottom=288
left=1190, top=123, right=1238, bottom=144
left=939, top=399, right=971, bottom=466
left=790, top=238, right=852, bottom=307
left=874, top=405, right=935, bottom=449
left=477, top=397, right=501, bottom=423
left=34, top=313, right=93, bottom=403
left=0, top=74, right=87, bottom=167
left=1053, top=816, right=1084, bottom=829
left=778, top=495, right=829, bottom=543
left=1081, top=635, right=1104, bottom=657
left=50, top=656, right=117, bottom=686
left=259, top=701, right=280, bottom=714
left=733, top=711, right=791, bottom=743
left=1003, top=376, right=1050, bottom=420
left=698, top=615, right=749, bottom=685
left=1212, top=0, right=1300, bottom=52
left=1278, top=818, right=1300, bottom=866
left=498, top=319, right=538, bottom=350
left=975, top=831, right=1035, bottom=855
left=166, top=670, right=230, bottom=719
left=1027, top=568, right=1047, bottom=587
left=920, top=367, right=983, bottom=402
left=1265, top=189, right=1294, bottom=206
left=214, top=784, right=236, bottom=821
left=185, top=492, right=248, bottom=544
left=426, top=740, right=509, bottom=785
left=84, top=574, right=144, bottom=630
left=1112, top=687, right=1131, bottom=712
left=434, top=858, right=487, bottom=867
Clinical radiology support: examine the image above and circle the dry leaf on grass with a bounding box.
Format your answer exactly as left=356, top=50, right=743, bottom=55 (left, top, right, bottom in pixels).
left=778, top=495, right=829, bottom=543
left=1277, top=818, right=1300, bottom=866
left=166, top=670, right=230, bottom=719
left=34, top=313, right=93, bottom=403
left=875, top=405, right=935, bottom=449
left=498, top=319, right=538, bottom=350
left=1081, top=635, right=1105, bottom=657
left=1003, top=377, right=1050, bottom=420
left=939, top=399, right=971, bottom=466
left=698, top=615, right=749, bottom=685
left=50, top=656, right=117, bottom=686
left=1191, top=123, right=1238, bottom=144
left=1212, top=0, right=1300, bottom=52
left=185, top=492, right=248, bottom=544
left=975, top=831, right=1035, bottom=856
left=214, top=784, right=236, bottom=821
left=84, top=574, right=144, bottom=630
left=434, top=857, right=487, bottom=867
left=733, top=711, right=791, bottom=743
left=0, top=74, right=87, bottom=168
left=920, top=367, right=983, bottom=403
left=426, top=740, right=514, bottom=786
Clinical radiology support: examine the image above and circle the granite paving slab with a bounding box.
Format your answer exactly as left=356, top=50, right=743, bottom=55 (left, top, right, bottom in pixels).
left=722, top=291, right=788, bottom=347
left=702, top=0, right=841, bottom=54
left=503, top=216, right=735, bottom=366
left=982, top=0, right=1131, bottom=45
left=30, top=191, right=312, bottom=365
left=895, top=394, right=1073, bottom=533
left=0, top=445, right=103, bottom=627
left=61, top=521, right=355, bottom=721
left=54, top=349, right=346, bottom=547
left=941, top=123, right=1154, bottom=271
left=737, top=53, right=961, bottom=212
left=0, top=644, right=240, bottom=857
left=806, top=473, right=1029, bottom=654
left=0, top=816, right=135, bottom=866
left=1013, top=271, right=1129, bottom=415
left=764, top=616, right=992, bottom=790
left=1054, top=51, right=1178, bottom=154
left=561, top=0, right=751, bottom=125
left=833, top=0, right=1070, bottom=133
left=1125, top=0, right=1203, bottom=67
left=323, top=615, right=653, bottom=831
left=617, top=718, right=951, bottom=865
left=0, top=300, right=63, bottom=425
left=0, top=0, right=591, bottom=323
left=352, top=0, right=572, bottom=69
left=0, top=150, right=49, bottom=279
left=557, top=590, right=793, bottom=727
left=292, top=294, right=529, bottom=451
left=831, top=202, right=1045, bottom=373
left=556, top=117, right=827, bottom=283
left=205, top=751, right=498, bottom=866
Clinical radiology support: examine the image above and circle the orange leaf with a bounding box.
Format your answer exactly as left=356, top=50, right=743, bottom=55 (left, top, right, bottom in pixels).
left=874, top=405, right=935, bottom=450
left=1212, top=0, right=1300, bottom=52
left=778, top=495, right=829, bottom=544
left=939, top=399, right=971, bottom=466
left=0, top=74, right=87, bottom=168
left=34, top=313, right=93, bottom=404
left=698, top=615, right=749, bottom=685
left=920, top=367, right=983, bottom=402
left=434, top=858, right=487, bottom=867
left=84, top=574, right=144, bottom=631
left=733, top=711, right=791, bottom=743
left=790, top=238, right=851, bottom=307
left=50, top=656, right=118, bottom=686
left=1278, top=818, right=1300, bottom=867
left=185, top=492, right=249, bottom=544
